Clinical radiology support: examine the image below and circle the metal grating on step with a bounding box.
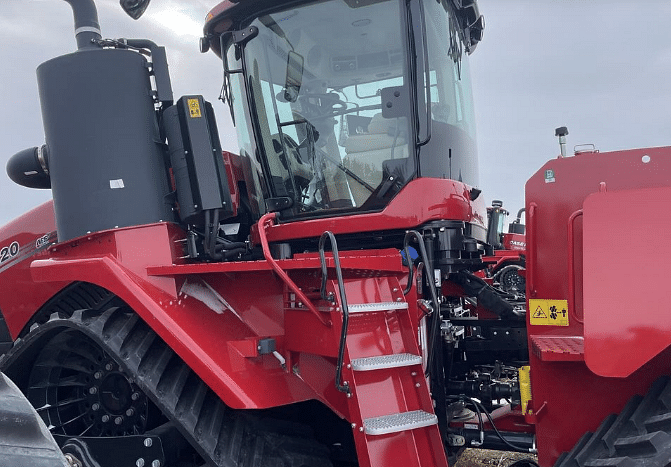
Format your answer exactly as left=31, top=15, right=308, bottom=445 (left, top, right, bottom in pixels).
left=364, top=410, right=437, bottom=435
left=351, top=353, right=422, bottom=371
left=348, top=302, right=408, bottom=313
left=530, top=336, right=584, bottom=361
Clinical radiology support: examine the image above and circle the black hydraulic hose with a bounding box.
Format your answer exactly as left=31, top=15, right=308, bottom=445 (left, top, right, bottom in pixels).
left=403, top=231, right=441, bottom=377
left=220, top=248, right=247, bottom=260
left=210, top=209, right=220, bottom=259
left=122, top=38, right=159, bottom=50
left=402, top=234, right=416, bottom=295
left=61, top=0, right=102, bottom=50
left=215, top=239, right=248, bottom=250
left=319, top=231, right=350, bottom=395
left=456, top=396, right=534, bottom=453
left=204, top=210, right=211, bottom=256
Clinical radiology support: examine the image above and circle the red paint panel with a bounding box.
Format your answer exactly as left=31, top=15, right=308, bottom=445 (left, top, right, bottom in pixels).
left=583, top=187, right=671, bottom=377
left=0, top=201, right=68, bottom=337
left=265, top=178, right=486, bottom=243
left=28, top=224, right=317, bottom=410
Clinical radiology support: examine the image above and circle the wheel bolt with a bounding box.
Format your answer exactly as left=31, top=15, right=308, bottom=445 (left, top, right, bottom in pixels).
left=131, top=392, right=140, bottom=401
left=105, top=363, right=114, bottom=371
left=126, top=408, right=135, bottom=417
left=143, top=438, right=153, bottom=448
left=114, top=416, right=123, bottom=425
left=136, top=459, right=145, bottom=467
left=89, top=387, right=98, bottom=395
left=151, top=460, right=161, bottom=467
left=102, top=415, right=110, bottom=422
left=92, top=403, right=100, bottom=411
left=94, top=371, right=103, bottom=380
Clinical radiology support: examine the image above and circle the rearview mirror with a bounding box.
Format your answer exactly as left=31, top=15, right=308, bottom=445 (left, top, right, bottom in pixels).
left=283, top=51, right=304, bottom=103
left=120, top=0, right=151, bottom=20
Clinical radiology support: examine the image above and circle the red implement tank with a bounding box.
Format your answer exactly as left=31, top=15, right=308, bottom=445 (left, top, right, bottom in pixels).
left=525, top=145, right=671, bottom=466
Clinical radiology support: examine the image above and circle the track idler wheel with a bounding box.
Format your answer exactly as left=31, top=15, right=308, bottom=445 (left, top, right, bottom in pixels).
left=27, top=329, right=149, bottom=437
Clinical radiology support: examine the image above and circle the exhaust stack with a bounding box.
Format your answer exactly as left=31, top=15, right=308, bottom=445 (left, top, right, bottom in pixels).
left=61, top=0, right=102, bottom=49
left=555, top=126, right=569, bottom=158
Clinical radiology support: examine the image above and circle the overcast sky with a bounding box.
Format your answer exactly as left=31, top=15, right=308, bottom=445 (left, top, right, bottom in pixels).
left=1, top=0, right=669, bottom=227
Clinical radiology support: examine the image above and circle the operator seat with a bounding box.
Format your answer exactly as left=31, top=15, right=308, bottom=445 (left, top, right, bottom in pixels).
left=343, top=113, right=408, bottom=206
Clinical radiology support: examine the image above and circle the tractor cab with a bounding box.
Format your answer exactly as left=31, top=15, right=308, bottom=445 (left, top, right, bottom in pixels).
left=204, top=0, right=484, bottom=221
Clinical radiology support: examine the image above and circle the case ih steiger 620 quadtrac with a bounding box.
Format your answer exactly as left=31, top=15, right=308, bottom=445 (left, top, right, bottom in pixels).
left=1, top=0, right=671, bottom=466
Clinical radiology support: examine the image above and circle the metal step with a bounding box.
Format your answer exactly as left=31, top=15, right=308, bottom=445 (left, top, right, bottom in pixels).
left=364, top=410, right=437, bottom=436
left=351, top=353, right=422, bottom=371
left=348, top=302, right=408, bottom=313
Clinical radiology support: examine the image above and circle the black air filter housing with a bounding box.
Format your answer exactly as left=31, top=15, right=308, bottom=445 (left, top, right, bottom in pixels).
left=37, top=48, right=173, bottom=242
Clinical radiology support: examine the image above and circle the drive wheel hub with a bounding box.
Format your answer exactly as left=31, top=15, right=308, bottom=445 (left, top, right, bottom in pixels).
left=28, top=329, right=149, bottom=437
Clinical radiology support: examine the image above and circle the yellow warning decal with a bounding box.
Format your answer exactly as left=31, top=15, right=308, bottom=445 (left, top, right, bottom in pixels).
left=529, top=299, right=569, bottom=326
left=187, top=98, right=202, bottom=118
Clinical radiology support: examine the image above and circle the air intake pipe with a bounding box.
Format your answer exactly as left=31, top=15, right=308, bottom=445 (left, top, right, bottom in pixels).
left=6, top=145, right=51, bottom=189
left=61, top=0, right=102, bottom=50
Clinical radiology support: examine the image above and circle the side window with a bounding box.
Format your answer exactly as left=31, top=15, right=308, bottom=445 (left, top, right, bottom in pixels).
left=226, top=46, right=267, bottom=214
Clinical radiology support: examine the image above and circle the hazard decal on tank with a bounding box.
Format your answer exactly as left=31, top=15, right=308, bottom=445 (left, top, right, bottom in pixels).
left=529, top=299, right=569, bottom=326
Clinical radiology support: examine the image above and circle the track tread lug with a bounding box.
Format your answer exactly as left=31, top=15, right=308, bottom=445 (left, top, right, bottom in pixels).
left=129, top=330, right=158, bottom=368
left=645, top=412, right=671, bottom=432
left=215, top=412, right=246, bottom=463
left=572, top=414, right=619, bottom=466
left=629, top=377, right=668, bottom=433
left=175, top=375, right=208, bottom=432
left=556, top=431, right=594, bottom=467
left=118, top=318, right=150, bottom=356
left=195, top=391, right=227, bottom=454
left=555, top=452, right=569, bottom=467
left=584, top=457, right=637, bottom=467
left=601, top=396, right=643, bottom=454
left=655, top=377, right=671, bottom=412
left=156, top=358, right=190, bottom=411
left=613, top=431, right=671, bottom=457
left=100, top=306, right=130, bottom=339
left=107, top=312, right=140, bottom=351
left=137, top=339, right=173, bottom=385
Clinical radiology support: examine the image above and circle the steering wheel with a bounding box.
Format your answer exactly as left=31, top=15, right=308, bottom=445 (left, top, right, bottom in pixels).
left=297, top=92, right=347, bottom=119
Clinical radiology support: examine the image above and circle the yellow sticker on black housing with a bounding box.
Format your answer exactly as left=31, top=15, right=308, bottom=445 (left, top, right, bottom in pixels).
left=187, top=98, right=202, bottom=118
left=529, top=299, right=569, bottom=326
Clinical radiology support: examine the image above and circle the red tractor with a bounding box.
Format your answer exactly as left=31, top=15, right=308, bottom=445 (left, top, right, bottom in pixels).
left=1, top=1, right=671, bottom=467
left=484, top=200, right=526, bottom=295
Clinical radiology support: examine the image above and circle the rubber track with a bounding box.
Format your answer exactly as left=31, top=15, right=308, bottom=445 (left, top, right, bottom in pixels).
left=1, top=307, right=333, bottom=467
left=555, top=377, right=671, bottom=467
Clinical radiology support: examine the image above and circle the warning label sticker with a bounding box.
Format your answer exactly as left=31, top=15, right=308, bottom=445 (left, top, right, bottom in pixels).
left=187, top=98, right=202, bottom=118
left=528, top=299, right=569, bottom=326
left=544, top=169, right=556, bottom=183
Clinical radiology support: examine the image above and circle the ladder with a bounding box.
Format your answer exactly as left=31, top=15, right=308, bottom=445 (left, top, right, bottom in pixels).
left=319, top=232, right=448, bottom=467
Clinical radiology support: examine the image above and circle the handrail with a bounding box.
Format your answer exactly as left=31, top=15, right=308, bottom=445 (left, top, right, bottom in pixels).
left=257, top=213, right=331, bottom=327
left=403, top=230, right=441, bottom=377
left=567, top=209, right=584, bottom=324
left=527, top=203, right=537, bottom=297
left=319, top=231, right=351, bottom=395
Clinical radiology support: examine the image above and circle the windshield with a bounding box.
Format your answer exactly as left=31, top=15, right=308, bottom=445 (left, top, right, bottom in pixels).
left=230, top=0, right=413, bottom=217
left=223, top=0, right=479, bottom=219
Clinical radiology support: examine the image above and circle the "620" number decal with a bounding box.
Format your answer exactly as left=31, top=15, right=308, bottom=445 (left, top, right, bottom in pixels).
left=0, top=241, right=19, bottom=263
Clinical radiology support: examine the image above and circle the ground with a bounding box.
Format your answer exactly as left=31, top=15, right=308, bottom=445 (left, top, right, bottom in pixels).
left=455, top=449, right=538, bottom=467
